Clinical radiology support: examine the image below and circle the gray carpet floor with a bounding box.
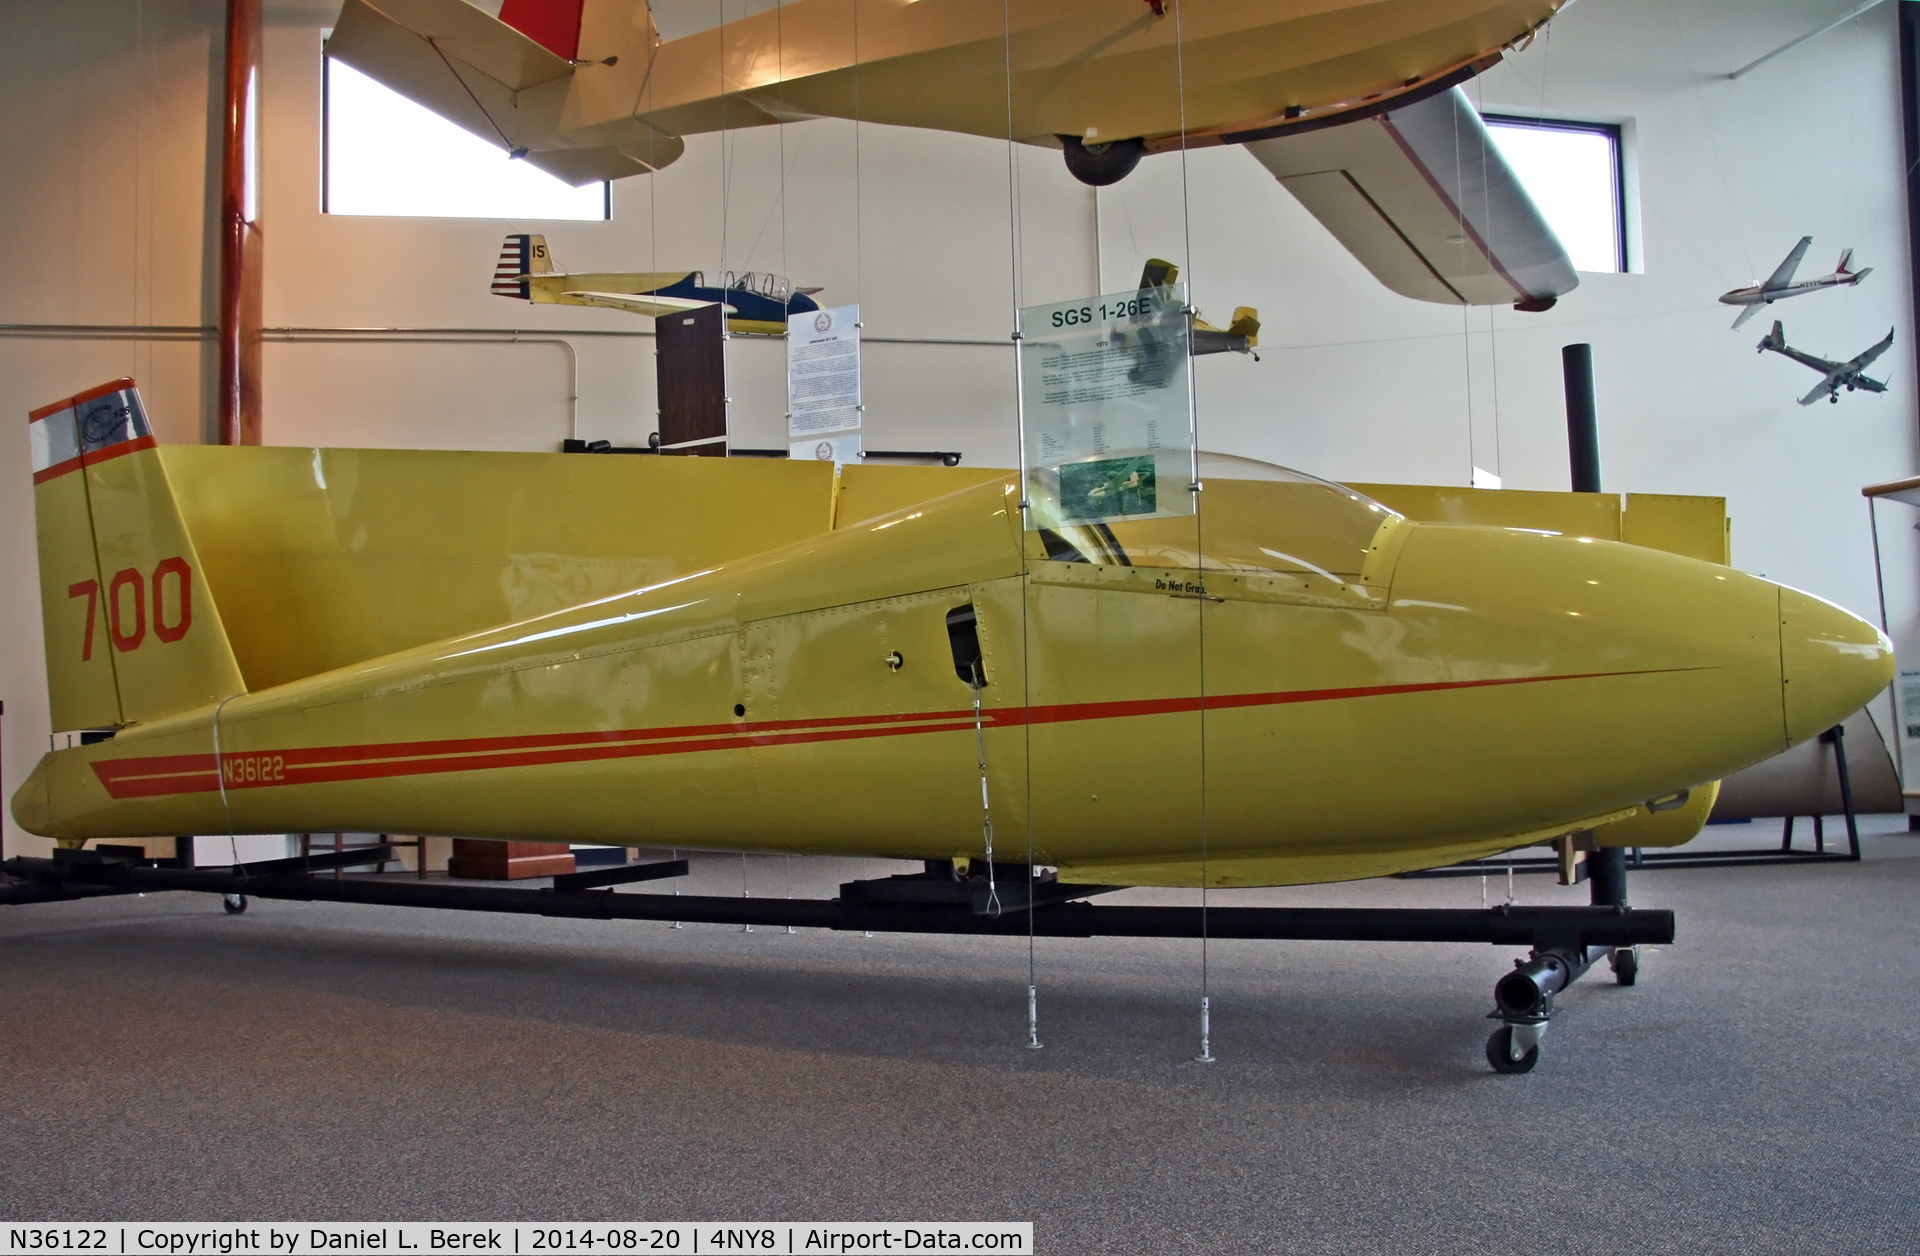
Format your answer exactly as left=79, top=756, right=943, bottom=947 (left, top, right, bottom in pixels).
left=2, top=821, right=1917, bottom=1253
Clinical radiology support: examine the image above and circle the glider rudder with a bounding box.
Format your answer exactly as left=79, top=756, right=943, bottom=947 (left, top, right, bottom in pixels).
left=491, top=233, right=552, bottom=299
left=27, top=380, right=245, bottom=732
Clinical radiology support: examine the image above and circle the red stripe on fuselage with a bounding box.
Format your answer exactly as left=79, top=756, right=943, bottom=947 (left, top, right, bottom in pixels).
left=85, top=670, right=1685, bottom=801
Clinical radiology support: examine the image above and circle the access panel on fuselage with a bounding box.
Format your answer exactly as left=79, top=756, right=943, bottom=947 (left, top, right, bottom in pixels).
left=739, top=586, right=1017, bottom=859
left=1019, top=562, right=1204, bottom=871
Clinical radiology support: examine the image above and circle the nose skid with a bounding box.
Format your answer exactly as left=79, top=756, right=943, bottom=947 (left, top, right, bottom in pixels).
left=1779, top=586, right=1895, bottom=746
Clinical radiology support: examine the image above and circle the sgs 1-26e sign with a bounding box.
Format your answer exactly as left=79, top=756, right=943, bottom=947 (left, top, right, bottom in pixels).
left=1049, top=295, right=1161, bottom=327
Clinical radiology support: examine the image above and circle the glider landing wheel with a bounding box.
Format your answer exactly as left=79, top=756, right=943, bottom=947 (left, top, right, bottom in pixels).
left=1486, top=1024, right=1541, bottom=1074
left=1061, top=136, right=1146, bottom=186
left=1610, top=946, right=1639, bottom=986
left=222, top=893, right=247, bottom=915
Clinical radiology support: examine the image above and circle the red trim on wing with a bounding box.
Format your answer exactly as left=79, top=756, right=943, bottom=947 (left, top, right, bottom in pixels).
left=32, top=455, right=86, bottom=485
left=30, top=435, right=153, bottom=484
left=498, top=0, right=584, bottom=62
left=86, top=670, right=1682, bottom=801
left=28, top=398, right=74, bottom=423
left=80, top=434, right=157, bottom=469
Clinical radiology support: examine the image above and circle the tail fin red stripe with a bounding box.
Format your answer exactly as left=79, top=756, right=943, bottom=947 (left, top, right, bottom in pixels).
left=498, top=0, right=584, bottom=62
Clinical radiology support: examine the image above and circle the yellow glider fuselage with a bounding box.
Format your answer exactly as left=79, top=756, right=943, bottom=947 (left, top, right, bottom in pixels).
left=12, top=434, right=1891, bottom=888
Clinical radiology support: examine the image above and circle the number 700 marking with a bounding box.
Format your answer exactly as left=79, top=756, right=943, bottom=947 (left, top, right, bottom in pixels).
left=67, top=558, right=193, bottom=661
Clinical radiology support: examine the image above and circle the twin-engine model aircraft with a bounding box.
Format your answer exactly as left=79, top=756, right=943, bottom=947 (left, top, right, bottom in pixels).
left=1720, top=237, right=1870, bottom=330
left=328, top=0, right=1580, bottom=311
left=1757, top=320, right=1894, bottom=406
left=491, top=233, right=821, bottom=335
left=14, top=381, right=1892, bottom=899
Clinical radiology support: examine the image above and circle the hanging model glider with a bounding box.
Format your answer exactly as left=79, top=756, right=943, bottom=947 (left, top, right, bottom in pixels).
left=491, top=233, right=821, bottom=336
left=1757, top=320, right=1894, bottom=405
left=1720, top=237, right=1870, bottom=330
left=325, top=0, right=1581, bottom=312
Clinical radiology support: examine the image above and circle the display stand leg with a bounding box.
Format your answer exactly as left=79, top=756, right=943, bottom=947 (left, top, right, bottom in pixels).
left=1829, top=723, right=1861, bottom=860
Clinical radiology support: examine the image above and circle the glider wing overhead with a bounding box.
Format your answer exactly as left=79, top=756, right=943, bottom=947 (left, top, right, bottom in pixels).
left=1762, top=236, right=1813, bottom=293
left=1241, top=88, right=1578, bottom=310
left=326, top=0, right=684, bottom=183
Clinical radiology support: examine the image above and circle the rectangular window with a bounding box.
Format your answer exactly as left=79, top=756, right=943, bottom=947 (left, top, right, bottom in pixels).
left=1483, top=116, right=1626, bottom=273
left=322, top=55, right=609, bottom=221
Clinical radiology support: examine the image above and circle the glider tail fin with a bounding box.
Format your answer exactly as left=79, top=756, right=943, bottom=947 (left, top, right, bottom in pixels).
left=491, top=233, right=554, bottom=298
left=1837, top=248, right=1854, bottom=275
left=28, top=380, right=245, bottom=731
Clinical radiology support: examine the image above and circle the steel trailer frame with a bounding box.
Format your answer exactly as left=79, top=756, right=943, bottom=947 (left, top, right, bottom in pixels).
left=0, top=847, right=1674, bottom=1073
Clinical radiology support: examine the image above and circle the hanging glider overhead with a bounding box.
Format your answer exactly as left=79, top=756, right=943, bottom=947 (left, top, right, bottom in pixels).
left=490, top=234, right=822, bottom=336
left=1720, top=238, right=1870, bottom=330
left=1756, top=321, right=1894, bottom=406
left=1238, top=87, right=1575, bottom=311
left=326, top=0, right=1579, bottom=311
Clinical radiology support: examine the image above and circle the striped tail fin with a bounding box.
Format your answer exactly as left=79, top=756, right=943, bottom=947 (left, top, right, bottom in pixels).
left=28, top=380, right=245, bottom=731
left=491, top=233, right=552, bottom=298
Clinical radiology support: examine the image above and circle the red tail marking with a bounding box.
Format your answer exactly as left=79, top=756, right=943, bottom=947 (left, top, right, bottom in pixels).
left=498, top=0, right=584, bottom=62
left=68, top=580, right=99, bottom=661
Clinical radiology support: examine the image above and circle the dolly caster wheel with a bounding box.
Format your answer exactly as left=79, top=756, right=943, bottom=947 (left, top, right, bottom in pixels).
left=222, top=893, right=247, bottom=915
left=1610, top=946, right=1639, bottom=986
left=1486, top=1024, right=1540, bottom=1074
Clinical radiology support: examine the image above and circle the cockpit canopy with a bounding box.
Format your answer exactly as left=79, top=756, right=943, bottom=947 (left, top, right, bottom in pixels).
left=692, top=269, right=795, bottom=301
left=1032, top=457, right=1400, bottom=584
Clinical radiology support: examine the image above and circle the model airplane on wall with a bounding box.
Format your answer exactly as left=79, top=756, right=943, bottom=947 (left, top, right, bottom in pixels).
left=492, top=233, right=821, bottom=335
left=15, top=381, right=1891, bottom=900
left=327, top=0, right=1580, bottom=311
left=1757, top=320, right=1893, bottom=405
left=1720, top=237, right=1869, bottom=330
left=1135, top=258, right=1259, bottom=357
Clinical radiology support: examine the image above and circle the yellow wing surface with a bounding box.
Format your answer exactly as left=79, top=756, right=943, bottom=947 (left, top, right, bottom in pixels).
left=14, top=384, right=1891, bottom=887
left=332, top=0, right=1578, bottom=309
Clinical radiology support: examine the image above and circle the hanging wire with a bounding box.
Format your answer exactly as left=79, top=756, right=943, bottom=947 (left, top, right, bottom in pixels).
left=852, top=0, right=864, bottom=310
left=1168, top=0, right=1214, bottom=1065
left=1000, top=0, right=1041, bottom=1052
left=1472, top=77, right=1504, bottom=483
left=854, top=2, right=872, bottom=943
left=1449, top=85, right=1478, bottom=484
left=1665, top=0, right=1754, bottom=280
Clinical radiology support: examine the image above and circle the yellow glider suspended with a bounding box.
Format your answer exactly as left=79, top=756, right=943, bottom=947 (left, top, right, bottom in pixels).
left=328, top=0, right=1581, bottom=311
left=12, top=381, right=1893, bottom=889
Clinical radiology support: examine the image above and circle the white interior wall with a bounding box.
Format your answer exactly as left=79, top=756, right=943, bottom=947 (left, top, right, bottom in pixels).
left=0, top=0, right=1914, bottom=855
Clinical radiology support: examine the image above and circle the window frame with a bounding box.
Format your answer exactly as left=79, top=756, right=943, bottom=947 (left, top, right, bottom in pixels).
left=1481, top=113, right=1629, bottom=275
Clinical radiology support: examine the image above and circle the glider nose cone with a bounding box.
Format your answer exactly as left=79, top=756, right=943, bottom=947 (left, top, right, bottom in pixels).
left=1779, top=586, right=1894, bottom=744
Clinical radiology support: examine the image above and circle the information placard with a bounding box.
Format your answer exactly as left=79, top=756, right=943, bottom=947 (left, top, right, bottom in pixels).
left=788, top=304, right=861, bottom=466
left=1019, top=284, right=1193, bottom=529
